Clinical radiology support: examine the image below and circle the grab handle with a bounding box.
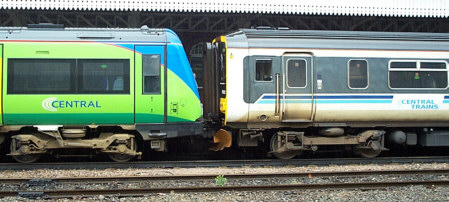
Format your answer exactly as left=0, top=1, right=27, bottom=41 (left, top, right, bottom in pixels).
left=275, top=73, right=280, bottom=117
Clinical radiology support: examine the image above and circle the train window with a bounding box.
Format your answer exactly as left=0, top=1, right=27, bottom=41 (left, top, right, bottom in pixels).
left=255, top=60, right=272, bottom=81
left=8, top=59, right=75, bottom=94
left=79, top=59, right=130, bottom=94
left=421, top=62, right=446, bottom=69
left=389, top=61, right=448, bottom=89
left=287, top=59, right=306, bottom=88
left=348, top=60, right=368, bottom=89
left=143, top=54, right=161, bottom=94
left=390, top=62, right=417, bottom=69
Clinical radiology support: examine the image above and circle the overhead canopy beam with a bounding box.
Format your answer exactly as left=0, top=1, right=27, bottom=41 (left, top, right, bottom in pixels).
left=1, top=10, right=448, bottom=57
left=2, top=0, right=449, bottom=18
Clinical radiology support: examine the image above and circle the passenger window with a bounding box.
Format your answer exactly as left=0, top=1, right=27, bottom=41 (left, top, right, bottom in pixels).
left=143, top=54, right=161, bottom=94
left=8, top=59, right=74, bottom=94
left=287, top=59, right=306, bottom=88
left=255, top=60, right=272, bottom=81
left=348, top=60, right=368, bottom=89
left=390, top=62, right=416, bottom=69
left=389, top=61, right=448, bottom=89
left=421, top=62, right=446, bottom=69
left=8, top=59, right=130, bottom=94
left=79, top=59, right=130, bottom=94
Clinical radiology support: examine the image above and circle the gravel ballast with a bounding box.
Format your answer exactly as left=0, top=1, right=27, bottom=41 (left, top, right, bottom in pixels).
left=0, top=162, right=448, bottom=201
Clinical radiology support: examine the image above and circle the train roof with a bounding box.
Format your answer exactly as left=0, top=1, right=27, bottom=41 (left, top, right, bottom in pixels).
left=0, top=24, right=182, bottom=44
left=224, top=28, right=449, bottom=51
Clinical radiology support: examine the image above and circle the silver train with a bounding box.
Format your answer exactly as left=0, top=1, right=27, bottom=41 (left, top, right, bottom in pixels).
left=202, top=28, right=449, bottom=159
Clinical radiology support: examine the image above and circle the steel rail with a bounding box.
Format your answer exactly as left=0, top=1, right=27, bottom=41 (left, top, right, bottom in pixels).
left=0, top=156, right=448, bottom=170
left=2, top=168, right=449, bottom=184
left=2, top=180, right=449, bottom=198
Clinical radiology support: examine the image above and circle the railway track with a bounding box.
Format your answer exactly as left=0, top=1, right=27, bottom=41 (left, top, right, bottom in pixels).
left=6, top=181, right=449, bottom=199
left=0, top=156, right=448, bottom=170
left=1, top=168, right=449, bottom=184
left=1, top=168, right=449, bottom=199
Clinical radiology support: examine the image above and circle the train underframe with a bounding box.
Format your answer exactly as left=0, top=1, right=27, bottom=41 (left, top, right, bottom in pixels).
left=4, top=124, right=449, bottom=162
left=268, top=130, right=386, bottom=159
left=1, top=125, right=142, bottom=163
left=216, top=126, right=449, bottom=159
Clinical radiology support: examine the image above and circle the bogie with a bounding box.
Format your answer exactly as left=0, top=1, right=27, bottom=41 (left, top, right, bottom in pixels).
left=7, top=126, right=143, bottom=162
left=269, top=133, right=302, bottom=159
left=263, top=129, right=385, bottom=159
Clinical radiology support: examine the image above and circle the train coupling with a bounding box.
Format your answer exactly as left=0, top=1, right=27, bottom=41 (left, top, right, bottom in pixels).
left=209, top=129, right=232, bottom=151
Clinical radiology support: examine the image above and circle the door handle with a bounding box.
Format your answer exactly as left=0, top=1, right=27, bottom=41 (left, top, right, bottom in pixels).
left=275, top=73, right=280, bottom=117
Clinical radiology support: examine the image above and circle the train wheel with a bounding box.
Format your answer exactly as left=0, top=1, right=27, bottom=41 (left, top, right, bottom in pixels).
left=107, top=138, right=138, bottom=162
left=270, top=134, right=301, bottom=159
left=356, top=148, right=381, bottom=158
left=10, top=144, right=41, bottom=163
left=108, top=153, right=134, bottom=162
left=353, top=141, right=382, bottom=158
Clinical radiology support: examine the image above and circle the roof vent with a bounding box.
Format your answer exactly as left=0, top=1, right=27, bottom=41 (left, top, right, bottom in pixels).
left=255, top=26, right=275, bottom=30
left=277, top=27, right=290, bottom=30
left=77, top=32, right=115, bottom=39
left=27, top=23, right=64, bottom=29
left=141, top=25, right=149, bottom=31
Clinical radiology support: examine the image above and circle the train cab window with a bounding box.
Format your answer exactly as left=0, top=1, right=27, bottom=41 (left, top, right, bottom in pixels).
left=79, top=59, right=130, bottom=94
left=287, top=59, right=306, bottom=88
left=389, top=61, right=448, bottom=89
left=8, top=59, right=75, bottom=94
left=348, top=60, right=368, bottom=89
left=255, top=60, right=272, bottom=81
left=143, top=54, right=161, bottom=94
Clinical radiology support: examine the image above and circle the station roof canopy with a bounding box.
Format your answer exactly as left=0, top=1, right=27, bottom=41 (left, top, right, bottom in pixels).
left=2, top=0, right=449, bottom=18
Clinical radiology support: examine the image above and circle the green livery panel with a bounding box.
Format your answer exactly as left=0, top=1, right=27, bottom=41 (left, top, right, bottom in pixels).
left=3, top=42, right=135, bottom=125
left=1, top=40, right=201, bottom=126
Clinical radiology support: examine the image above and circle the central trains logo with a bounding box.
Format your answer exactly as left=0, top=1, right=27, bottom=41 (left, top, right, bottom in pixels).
left=42, top=97, right=58, bottom=112
left=42, top=97, right=101, bottom=112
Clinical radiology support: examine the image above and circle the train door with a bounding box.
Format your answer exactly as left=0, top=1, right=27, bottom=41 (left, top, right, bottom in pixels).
left=282, top=53, right=314, bottom=122
left=246, top=56, right=282, bottom=123
left=135, top=45, right=166, bottom=123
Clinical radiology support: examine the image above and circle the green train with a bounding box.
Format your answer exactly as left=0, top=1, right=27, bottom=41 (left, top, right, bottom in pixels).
left=0, top=24, right=202, bottom=162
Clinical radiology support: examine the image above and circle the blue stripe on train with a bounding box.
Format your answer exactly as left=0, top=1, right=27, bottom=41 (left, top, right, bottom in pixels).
left=261, top=95, right=393, bottom=100
left=258, top=100, right=392, bottom=104
left=442, top=96, right=449, bottom=103
left=316, top=100, right=392, bottom=104
left=258, top=95, right=393, bottom=104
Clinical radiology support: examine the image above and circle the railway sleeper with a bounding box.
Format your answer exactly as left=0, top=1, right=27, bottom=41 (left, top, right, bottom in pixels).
left=9, top=132, right=141, bottom=163
left=271, top=130, right=386, bottom=159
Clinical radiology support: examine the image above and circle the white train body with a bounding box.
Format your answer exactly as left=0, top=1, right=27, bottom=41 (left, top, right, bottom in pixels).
left=220, top=30, right=449, bottom=127
left=202, top=29, right=449, bottom=158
